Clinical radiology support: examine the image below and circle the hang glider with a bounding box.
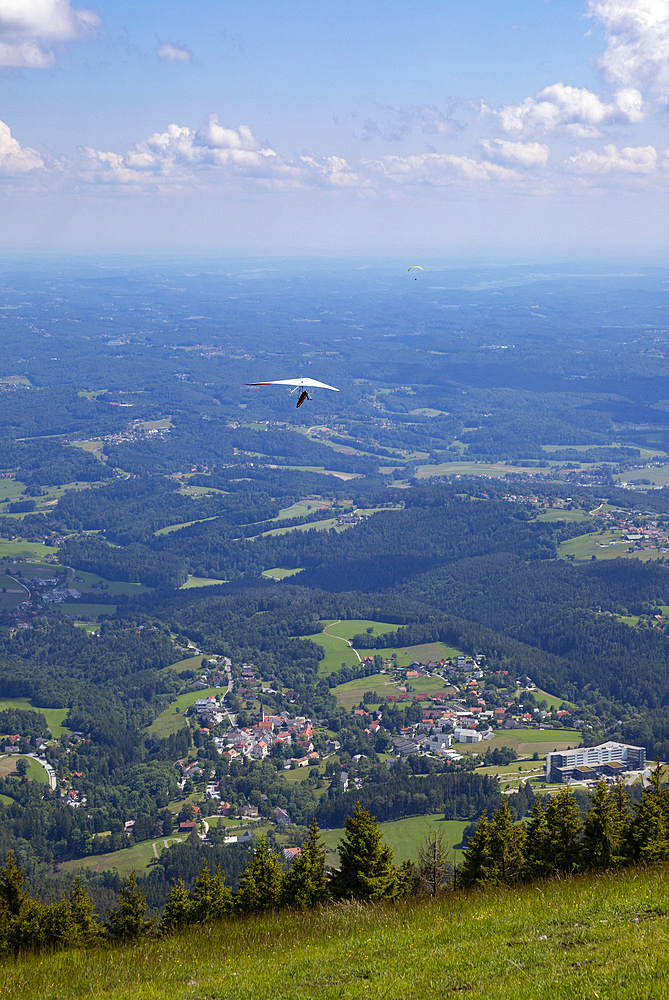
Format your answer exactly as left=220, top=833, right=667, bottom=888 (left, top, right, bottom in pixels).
left=246, top=377, right=340, bottom=408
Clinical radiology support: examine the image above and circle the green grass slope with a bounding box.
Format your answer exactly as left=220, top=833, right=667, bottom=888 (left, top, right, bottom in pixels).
left=3, top=865, right=668, bottom=999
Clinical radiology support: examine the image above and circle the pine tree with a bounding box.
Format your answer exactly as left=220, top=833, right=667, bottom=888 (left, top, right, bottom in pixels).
left=106, top=871, right=151, bottom=940
left=68, top=874, right=100, bottom=943
left=582, top=781, right=619, bottom=869
left=331, top=801, right=397, bottom=901
left=487, top=800, right=526, bottom=884
left=523, top=797, right=552, bottom=880
left=281, top=819, right=329, bottom=909
left=610, top=780, right=633, bottom=866
left=236, top=836, right=284, bottom=913
left=544, top=789, right=582, bottom=874
left=159, top=878, right=192, bottom=934
left=0, top=851, right=26, bottom=917
left=458, top=812, right=493, bottom=888
left=417, top=830, right=452, bottom=896
left=190, top=861, right=233, bottom=922
left=630, top=763, right=669, bottom=863
left=395, top=859, right=418, bottom=899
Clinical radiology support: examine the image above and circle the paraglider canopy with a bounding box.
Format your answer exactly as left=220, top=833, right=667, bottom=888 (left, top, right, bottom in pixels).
left=408, top=265, right=424, bottom=280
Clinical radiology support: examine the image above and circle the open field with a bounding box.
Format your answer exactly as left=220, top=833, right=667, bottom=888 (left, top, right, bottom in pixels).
left=520, top=686, right=576, bottom=711
left=0, top=539, right=57, bottom=559
left=320, top=814, right=468, bottom=865
left=615, top=464, right=669, bottom=487
left=271, top=500, right=331, bottom=520
left=179, top=575, right=227, bottom=589
left=166, top=655, right=204, bottom=675
left=147, top=686, right=225, bottom=738
left=456, top=728, right=582, bottom=758
left=0, top=577, right=28, bottom=610
left=0, top=696, right=69, bottom=736
left=3, top=863, right=669, bottom=999
left=306, top=620, right=464, bottom=677
left=250, top=517, right=341, bottom=539
left=0, top=478, right=26, bottom=501
left=155, top=515, right=220, bottom=536
left=9, top=561, right=59, bottom=578
left=330, top=672, right=400, bottom=708
left=559, top=530, right=664, bottom=562
left=70, top=570, right=152, bottom=596
left=534, top=507, right=591, bottom=522
left=0, top=755, right=49, bottom=784
left=60, top=834, right=187, bottom=877
left=261, top=566, right=305, bottom=579
left=60, top=602, right=117, bottom=619
left=414, top=460, right=562, bottom=479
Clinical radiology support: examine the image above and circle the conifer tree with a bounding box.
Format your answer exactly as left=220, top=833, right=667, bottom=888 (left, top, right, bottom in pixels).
left=236, top=836, right=284, bottom=913
left=582, top=781, right=620, bottom=869
left=544, top=789, right=582, bottom=874
left=190, top=861, right=233, bottom=922
left=630, top=763, right=669, bottom=863
left=281, top=819, right=329, bottom=909
left=458, top=812, right=492, bottom=888
left=159, top=878, right=192, bottom=934
left=331, top=801, right=397, bottom=901
left=68, top=874, right=100, bottom=942
left=417, top=830, right=452, bottom=895
left=106, top=871, right=151, bottom=940
left=487, top=800, right=526, bottom=884
left=395, top=859, right=418, bottom=899
left=0, top=851, right=26, bottom=917
left=523, top=797, right=552, bottom=880
left=610, top=780, right=633, bottom=865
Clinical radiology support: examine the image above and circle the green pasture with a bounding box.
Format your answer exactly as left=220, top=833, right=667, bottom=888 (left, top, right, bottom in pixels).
left=0, top=479, right=26, bottom=501
left=166, top=655, right=205, bottom=675
left=59, top=602, right=116, bottom=619
left=306, top=629, right=361, bottom=675
left=155, top=515, right=220, bottom=536
left=0, top=696, right=69, bottom=737
left=6, top=864, right=669, bottom=1000
left=0, top=755, right=49, bottom=784
left=414, top=460, right=559, bottom=479
left=70, top=570, right=152, bottom=596
left=458, top=728, right=582, bottom=757
left=179, top=575, right=227, bottom=589
left=250, top=517, right=340, bottom=539
left=535, top=508, right=590, bottom=522
left=320, top=814, right=468, bottom=866
left=8, top=561, right=59, bottom=578
left=0, top=578, right=29, bottom=610
left=615, top=464, right=669, bottom=487
left=330, top=673, right=400, bottom=709
left=60, top=835, right=187, bottom=877
left=271, top=500, right=331, bottom=521
left=519, top=686, right=576, bottom=711
left=321, top=619, right=402, bottom=641
left=147, top=686, right=224, bottom=738
left=0, top=539, right=57, bottom=559
left=261, top=566, right=305, bottom=580
left=559, top=530, right=663, bottom=562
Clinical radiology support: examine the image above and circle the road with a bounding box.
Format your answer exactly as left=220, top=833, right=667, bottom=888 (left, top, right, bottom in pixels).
left=220, top=656, right=236, bottom=725
left=0, top=752, right=57, bottom=790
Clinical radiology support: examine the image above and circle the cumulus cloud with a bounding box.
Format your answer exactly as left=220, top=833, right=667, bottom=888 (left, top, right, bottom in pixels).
left=0, top=119, right=44, bottom=173
left=79, top=116, right=365, bottom=191
left=589, top=0, right=669, bottom=95
left=0, top=0, right=100, bottom=69
left=479, top=139, right=550, bottom=167
left=492, top=82, right=644, bottom=136
left=156, top=42, right=192, bottom=64
left=564, top=142, right=657, bottom=174
left=367, top=152, right=517, bottom=186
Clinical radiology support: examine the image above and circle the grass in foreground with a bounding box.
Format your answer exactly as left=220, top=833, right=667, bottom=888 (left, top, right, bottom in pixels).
left=2, top=865, right=668, bottom=999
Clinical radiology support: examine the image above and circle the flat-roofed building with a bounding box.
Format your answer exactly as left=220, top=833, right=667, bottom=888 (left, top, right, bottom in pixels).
left=546, top=741, right=646, bottom=783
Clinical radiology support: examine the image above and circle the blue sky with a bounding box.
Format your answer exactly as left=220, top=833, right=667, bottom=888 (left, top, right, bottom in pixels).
left=1, top=1, right=668, bottom=256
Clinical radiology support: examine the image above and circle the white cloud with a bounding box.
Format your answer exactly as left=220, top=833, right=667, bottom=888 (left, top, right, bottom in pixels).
left=564, top=142, right=657, bottom=174
left=368, top=152, right=518, bottom=186
left=0, top=0, right=100, bottom=68
left=358, top=104, right=460, bottom=142
left=589, top=0, right=669, bottom=95
left=156, top=42, right=192, bottom=64
left=493, top=82, right=644, bottom=136
left=479, top=139, right=550, bottom=167
left=0, top=119, right=44, bottom=173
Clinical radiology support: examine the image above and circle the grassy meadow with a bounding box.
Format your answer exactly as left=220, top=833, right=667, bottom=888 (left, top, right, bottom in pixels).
left=2, top=865, right=668, bottom=999
left=0, top=696, right=69, bottom=737
left=320, top=814, right=468, bottom=865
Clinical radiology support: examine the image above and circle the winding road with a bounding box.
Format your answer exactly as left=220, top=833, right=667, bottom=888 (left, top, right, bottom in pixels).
left=322, top=620, right=361, bottom=663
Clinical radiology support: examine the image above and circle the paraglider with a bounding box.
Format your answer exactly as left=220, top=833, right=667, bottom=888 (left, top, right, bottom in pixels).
left=246, top=377, right=340, bottom=408
left=408, top=265, right=424, bottom=280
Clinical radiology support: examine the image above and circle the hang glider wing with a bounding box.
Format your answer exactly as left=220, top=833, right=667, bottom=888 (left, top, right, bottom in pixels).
left=246, top=378, right=339, bottom=391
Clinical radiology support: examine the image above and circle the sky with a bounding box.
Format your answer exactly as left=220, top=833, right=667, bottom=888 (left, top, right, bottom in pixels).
left=1, top=0, right=669, bottom=257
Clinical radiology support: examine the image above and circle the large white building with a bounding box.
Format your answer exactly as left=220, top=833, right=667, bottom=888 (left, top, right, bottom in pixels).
left=454, top=727, right=483, bottom=743
left=546, top=741, right=646, bottom=783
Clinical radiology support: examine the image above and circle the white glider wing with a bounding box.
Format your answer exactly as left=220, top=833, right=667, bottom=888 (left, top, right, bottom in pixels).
left=246, top=378, right=339, bottom=391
